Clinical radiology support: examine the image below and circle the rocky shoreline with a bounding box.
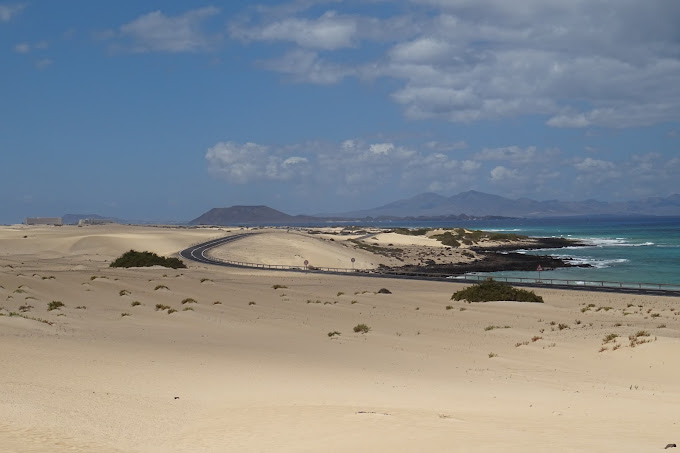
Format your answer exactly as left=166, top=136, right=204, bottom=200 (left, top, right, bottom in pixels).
left=377, top=237, right=589, bottom=276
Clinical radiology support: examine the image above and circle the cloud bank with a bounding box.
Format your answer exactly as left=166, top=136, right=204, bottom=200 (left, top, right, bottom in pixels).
left=230, top=0, right=680, bottom=128
left=206, top=139, right=680, bottom=201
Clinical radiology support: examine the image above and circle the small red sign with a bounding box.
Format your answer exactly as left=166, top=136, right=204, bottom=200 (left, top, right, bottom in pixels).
left=304, top=260, right=309, bottom=266
left=351, top=258, right=355, bottom=263
left=536, top=265, right=543, bottom=272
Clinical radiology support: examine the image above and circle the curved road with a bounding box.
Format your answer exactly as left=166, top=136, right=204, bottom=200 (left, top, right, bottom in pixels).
left=179, top=233, right=255, bottom=266
left=179, top=234, right=680, bottom=297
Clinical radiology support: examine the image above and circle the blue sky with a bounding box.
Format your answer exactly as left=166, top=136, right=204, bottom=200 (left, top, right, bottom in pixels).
left=1, top=1, right=679, bottom=223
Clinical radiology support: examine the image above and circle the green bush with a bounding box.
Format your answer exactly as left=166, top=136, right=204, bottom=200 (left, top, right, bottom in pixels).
left=353, top=323, right=371, bottom=334
left=451, top=279, right=543, bottom=303
left=110, top=250, right=186, bottom=269
left=394, top=228, right=430, bottom=236
left=47, top=301, right=64, bottom=311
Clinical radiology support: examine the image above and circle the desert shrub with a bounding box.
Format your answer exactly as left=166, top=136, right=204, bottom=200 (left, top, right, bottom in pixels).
left=110, top=250, right=186, bottom=269
left=431, top=232, right=461, bottom=247
left=248, top=301, right=256, bottom=305
left=155, top=304, right=170, bottom=311
left=47, top=301, right=64, bottom=311
left=603, top=333, right=618, bottom=343
left=377, top=288, right=392, bottom=294
left=353, top=323, right=371, bottom=333
left=327, top=331, right=341, bottom=337
left=131, top=301, right=141, bottom=307
left=213, top=301, right=222, bottom=305
left=445, top=305, right=453, bottom=310
left=451, top=279, right=543, bottom=303
left=154, top=285, right=169, bottom=291
left=272, top=284, right=287, bottom=289
left=181, top=298, right=197, bottom=305
left=394, top=228, right=430, bottom=236
left=121, top=313, right=131, bottom=317
left=119, top=289, right=130, bottom=296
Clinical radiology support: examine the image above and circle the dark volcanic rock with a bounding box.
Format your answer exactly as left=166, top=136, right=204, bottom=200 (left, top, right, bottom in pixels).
left=379, top=237, right=590, bottom=275
left=385, top=252, right=590, bottom=276
left=472, top=237, right=587, bottom=252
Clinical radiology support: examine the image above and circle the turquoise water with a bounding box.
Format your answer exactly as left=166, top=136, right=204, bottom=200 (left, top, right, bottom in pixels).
left=468, top=216, right=680, bottom=286
left=352, top=216, right=680, bottom=286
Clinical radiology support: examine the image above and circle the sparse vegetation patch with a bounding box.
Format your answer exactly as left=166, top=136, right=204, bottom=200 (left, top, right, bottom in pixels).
left=451, top=279, right=543, bottom=303
left=353, top=323, right=371, bottom=334
left=110, top=250, right=186, bottom=269
left=47, top=301, right=64, bottom=311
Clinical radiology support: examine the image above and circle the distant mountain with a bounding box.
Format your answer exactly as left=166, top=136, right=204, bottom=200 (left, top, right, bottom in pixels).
left=189, top=192, right=680, bottom=227
left=340, top=191, right=680, bottom=218
left=189, top=205, right=319, bottom=225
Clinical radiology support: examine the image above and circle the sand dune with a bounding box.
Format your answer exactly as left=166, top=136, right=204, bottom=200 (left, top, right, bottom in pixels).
left=1, top=225, right=679, bottom=452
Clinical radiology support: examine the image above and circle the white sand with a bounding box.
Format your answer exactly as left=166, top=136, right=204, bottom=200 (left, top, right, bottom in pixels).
left=1, top=225, right=679, bottom=452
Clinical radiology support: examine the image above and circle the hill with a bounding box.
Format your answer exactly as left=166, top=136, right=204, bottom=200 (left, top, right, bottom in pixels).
left=189, top=205, right=318, bottom=225
left=340, top=191, right=680, bottom=218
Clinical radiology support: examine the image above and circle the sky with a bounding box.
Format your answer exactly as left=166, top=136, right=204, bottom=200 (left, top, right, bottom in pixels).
left=1, top=0, right=679, bottom=223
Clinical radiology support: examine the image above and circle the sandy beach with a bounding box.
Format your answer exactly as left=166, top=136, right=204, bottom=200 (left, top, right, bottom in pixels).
left=1, top=224, right=679, bottom=452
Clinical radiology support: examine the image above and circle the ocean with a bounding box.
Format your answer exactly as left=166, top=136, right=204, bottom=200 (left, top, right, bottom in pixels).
left=354, top=216, right=680, bottom=287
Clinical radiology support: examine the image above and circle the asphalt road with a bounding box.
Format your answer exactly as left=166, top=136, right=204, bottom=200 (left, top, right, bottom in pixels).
left=178, top=234, right=680, bottom=298
left=178, top=233, right=255, bottom=265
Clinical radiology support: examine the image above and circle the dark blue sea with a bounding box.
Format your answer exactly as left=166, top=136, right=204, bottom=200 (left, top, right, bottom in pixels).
left=337, top=216, right=680, bottom=286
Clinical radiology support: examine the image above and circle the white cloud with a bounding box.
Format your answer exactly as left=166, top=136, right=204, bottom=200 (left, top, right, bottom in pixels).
left=232, top=10, right=357, bottom=50
left=572, top=157, right=615, bottom=172
left=206, top=142, right=310, bottom=183
left=260, top=49, right=353, bottom=84
left=13, top=40, right=49, bottom=54
left=369, top=143, right=394, bottom=155
left=389, top=38, right=452, bottom=63
left=0, top=3, right=24, bottom=22
left=205, top=138, right=680, bottom=201
left=34, top=58, right=52, bottom=70
left=207, top=139, right=455, bottom=195
left=546, top=113, right=590, bottom=128
left=460, top=160, right=481, bottom=172
left=13, top=42, right=29, bottom=53
left=117, top=7, right=220, bottom=53
left=425, top=140, right=467, bottom=151
left=490, top=166, right=520, bottom=182
left=234, top=1, right=680, bottom=128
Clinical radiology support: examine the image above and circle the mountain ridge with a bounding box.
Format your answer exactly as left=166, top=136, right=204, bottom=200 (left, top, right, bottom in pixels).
left=338, top=191, right=680, bottom=218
